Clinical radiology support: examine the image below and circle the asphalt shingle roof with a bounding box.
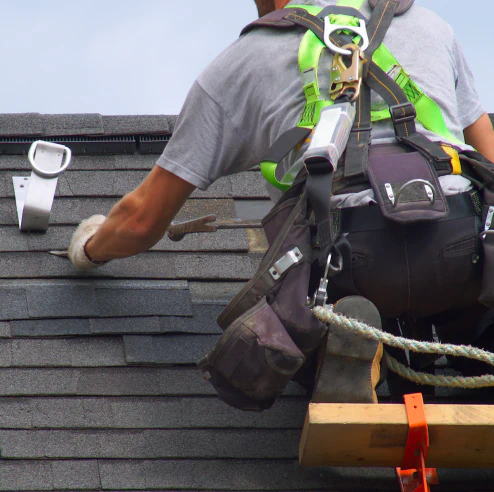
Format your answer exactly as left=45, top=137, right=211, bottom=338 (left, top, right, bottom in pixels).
left=0, top=113, right=492, bottom=491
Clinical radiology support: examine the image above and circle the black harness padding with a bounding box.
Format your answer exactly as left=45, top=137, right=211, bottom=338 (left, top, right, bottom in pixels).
left=400, top=133, right=453, bottom=167
left=364, top=0, right=399, bottom=63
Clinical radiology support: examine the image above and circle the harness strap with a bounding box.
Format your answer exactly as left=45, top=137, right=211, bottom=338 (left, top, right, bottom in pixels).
left=343, top=0, right=398, bottom=179
left=260, top=127, right=312, bottom=192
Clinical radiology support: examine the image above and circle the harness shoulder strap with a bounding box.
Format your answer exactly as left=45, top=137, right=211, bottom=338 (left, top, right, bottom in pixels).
left=369, top=0, right=414, bottom=15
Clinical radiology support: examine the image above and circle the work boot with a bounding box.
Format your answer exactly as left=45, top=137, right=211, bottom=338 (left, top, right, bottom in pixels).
left=312, top=296, right=383, bottom=403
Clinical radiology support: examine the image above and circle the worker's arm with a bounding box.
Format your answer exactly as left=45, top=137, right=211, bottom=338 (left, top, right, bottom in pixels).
left=463, top=113, right=494, bottom=162
left=75, top=166, right=195, bottom=264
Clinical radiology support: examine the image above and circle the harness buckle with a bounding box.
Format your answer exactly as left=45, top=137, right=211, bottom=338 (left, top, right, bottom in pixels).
left=323, top=17, right=369, bottom=56
left=389, top=102, right=417, bottom=125
left=329, top=44, right=366, bottom=102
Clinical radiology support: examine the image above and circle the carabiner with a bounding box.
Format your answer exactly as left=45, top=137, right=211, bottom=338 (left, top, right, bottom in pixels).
left=323, top=17, right=369, bottom=56
left=329, top=44, right=366, bottom=102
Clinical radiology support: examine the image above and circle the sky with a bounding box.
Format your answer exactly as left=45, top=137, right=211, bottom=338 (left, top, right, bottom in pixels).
left=0, top=0, right=492, bottom=116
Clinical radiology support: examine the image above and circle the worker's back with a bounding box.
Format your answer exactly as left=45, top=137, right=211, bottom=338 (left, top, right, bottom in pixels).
left=159, top=0, right=482, bottom=196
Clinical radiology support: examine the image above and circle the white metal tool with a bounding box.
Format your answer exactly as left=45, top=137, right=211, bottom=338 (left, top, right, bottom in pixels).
left=13, top=140, right=72, bottom=232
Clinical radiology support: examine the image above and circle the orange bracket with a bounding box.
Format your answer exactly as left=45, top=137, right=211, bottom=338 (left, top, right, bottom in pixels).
left=396, top=393, right=439, bottom=492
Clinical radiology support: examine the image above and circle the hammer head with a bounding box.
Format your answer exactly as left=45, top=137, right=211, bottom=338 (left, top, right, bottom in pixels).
left=167, top=214, right=218, bottom=241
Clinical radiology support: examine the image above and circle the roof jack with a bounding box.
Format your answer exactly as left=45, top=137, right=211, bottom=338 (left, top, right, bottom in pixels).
left=12, top=141, right=72, bottom=232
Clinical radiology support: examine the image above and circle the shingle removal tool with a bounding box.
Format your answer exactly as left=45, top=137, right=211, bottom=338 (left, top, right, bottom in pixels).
left=13, top=141, right=72, bottom=232
left=167, top=214, right=261, bottom=241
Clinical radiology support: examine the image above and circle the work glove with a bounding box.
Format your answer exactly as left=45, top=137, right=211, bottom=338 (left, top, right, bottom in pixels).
left=68, top=215, right=107, bottom=269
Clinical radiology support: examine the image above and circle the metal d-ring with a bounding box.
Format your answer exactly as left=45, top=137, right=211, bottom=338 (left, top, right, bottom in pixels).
left=323, top=17, right=369, bottom=56
left=28, top=140, right=72, bottom=178
left=393, top=179, right=437, bottom=208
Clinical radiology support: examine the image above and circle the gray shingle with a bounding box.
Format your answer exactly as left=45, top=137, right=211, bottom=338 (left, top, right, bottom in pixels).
left=7, top=337, right=125, bottom=367
left=0, top=322, right=11, bottom=337
left=0, top=226, right=248, bottom=253
left=0, top=461, right=53, bottom=490
left=0, top=279, right=192, bottom=319
left=189, top=281, right=245, bottom=304
left=235, top=199, right=274, bottom=220
left=0, top=197, right=238, bottom=226
left=0, top=396, right=306, bottom=429
left=0, top=168, right=266, bottom=199
left=0, top=398, right=33, bottom=428
left=0, top=367, right=304, bottom=397
left=0, top=429, right=299, bottom=459
left=0, top=153, right=155, bottom=171
left=0, top=287, right=29, bottom=320
left=90, top=317, right=161, bottom=335
left=0, top=113, right=43, bottom=136
left=98, top=459, right=397, bottom=490
left=103, top=114, right=175, bottom=135
left=51, top=460, right=101, bottom=490
left=11, top=318, right=91, bottom=337
left=123, top=334, right=219, bottom=365
left=0, top=252, right=260, bottom=280
left=42, top=113, right=105, bottom=136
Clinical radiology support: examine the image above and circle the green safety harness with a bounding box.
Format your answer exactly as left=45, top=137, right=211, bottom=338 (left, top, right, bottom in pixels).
left=241, top=0, right=462, bottom=192
left=241, top=0, right=468, bottom=297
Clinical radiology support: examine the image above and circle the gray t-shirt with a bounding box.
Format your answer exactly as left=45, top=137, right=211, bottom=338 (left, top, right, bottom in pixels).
left=157, top=0, right=484, bottom=192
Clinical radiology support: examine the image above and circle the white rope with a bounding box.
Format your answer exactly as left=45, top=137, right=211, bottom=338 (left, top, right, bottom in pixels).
left=313, top=305, right=494, bottom=388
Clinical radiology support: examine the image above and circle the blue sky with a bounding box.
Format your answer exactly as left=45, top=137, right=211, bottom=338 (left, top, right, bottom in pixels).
left=0, top=1, right=492, bottom=115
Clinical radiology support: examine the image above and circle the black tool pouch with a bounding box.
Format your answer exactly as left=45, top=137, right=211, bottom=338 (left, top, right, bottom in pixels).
left=198, top=178, right=328, bottom=411
left=197, top=297, right=305, bottom=411
left=367, top=146, right=448, bottom=224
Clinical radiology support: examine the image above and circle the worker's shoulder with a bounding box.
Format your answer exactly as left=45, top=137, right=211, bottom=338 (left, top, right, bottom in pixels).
left=197, top=26, right=301, bottom=100
left=399, top=4, right=454, bottom=37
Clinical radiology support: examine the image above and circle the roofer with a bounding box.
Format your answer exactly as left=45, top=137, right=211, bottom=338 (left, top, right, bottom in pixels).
left=67, top=0, right=494, bottom=408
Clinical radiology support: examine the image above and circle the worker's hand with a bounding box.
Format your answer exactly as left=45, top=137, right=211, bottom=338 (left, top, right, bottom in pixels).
left=68, top=215, right=107, bottom=269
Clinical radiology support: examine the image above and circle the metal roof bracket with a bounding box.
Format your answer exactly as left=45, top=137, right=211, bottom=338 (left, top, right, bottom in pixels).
left=12, top=140, right=72, bottom=232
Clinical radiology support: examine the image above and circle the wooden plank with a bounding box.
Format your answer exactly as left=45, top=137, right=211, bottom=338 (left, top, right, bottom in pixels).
left=299, top=402, right=494, bottom=468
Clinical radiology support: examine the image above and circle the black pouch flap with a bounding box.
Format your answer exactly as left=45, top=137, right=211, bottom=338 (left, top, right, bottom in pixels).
left=367, top=150, right=449, bottom=224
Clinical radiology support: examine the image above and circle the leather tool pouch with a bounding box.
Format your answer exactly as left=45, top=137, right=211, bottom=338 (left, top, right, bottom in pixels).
left=198, top=177, right=328, bottom=411
left=197, top=297, right=305, bottom=411
left=367, top=148, right=448, bottom=224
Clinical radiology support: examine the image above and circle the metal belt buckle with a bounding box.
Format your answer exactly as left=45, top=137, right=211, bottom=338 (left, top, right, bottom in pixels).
left=329, top=44, right=366, bottom=102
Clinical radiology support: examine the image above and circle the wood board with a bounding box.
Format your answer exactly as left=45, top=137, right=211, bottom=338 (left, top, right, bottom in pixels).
left=299, top=402, right=494, bottom=468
